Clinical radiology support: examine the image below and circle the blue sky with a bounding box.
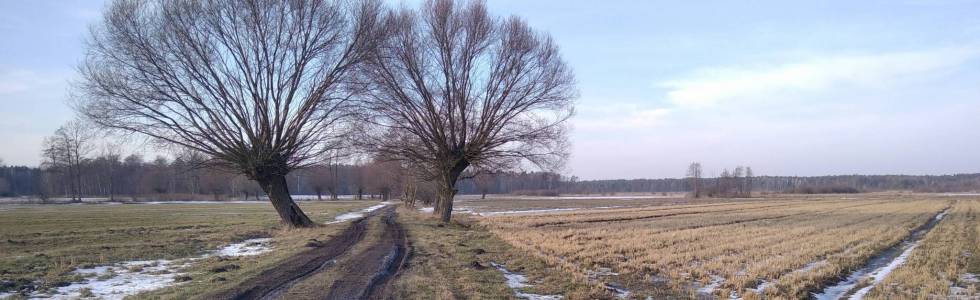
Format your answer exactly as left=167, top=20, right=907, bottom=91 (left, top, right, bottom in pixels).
left=1, top=1, right=979, bottom=179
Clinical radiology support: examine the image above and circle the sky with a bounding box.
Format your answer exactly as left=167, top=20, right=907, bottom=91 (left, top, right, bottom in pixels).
left=1, top=1, right=979, bottom=180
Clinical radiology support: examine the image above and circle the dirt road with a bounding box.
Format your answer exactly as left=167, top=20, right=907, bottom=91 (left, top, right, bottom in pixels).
left=324, top=207, right=409, bottom=299
left=207, top=205, right=409, bottom=300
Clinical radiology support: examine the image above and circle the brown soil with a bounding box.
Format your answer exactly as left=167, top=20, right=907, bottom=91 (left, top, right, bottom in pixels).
left=206, top=205, right=409, bottom=300
left=324, top=206, right=409, bottom=299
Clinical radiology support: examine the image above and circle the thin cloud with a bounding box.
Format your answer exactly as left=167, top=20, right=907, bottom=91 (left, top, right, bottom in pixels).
left=659, top=46, right=980, bottom=108
left=575, top=103, right=672, bottom=131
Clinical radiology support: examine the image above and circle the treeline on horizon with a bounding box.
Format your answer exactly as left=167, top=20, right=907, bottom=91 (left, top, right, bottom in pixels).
left=1, top=156, right=978, bottom=200
left=564, top=173, right=980, bottom=195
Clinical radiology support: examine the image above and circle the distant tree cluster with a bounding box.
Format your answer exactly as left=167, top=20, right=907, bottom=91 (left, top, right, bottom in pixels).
left=6, top=154, right=980, bottom=201
left=562, top=173, right=980, bottom=195
left=706, top=165, right=754, bottom=198
left=0, top=150, right=406, bottom=202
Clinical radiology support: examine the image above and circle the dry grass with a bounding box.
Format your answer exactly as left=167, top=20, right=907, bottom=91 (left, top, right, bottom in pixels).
left=457, top=195, right=727, bottom=215
left=0, top=201, right=376, bottom=297
left=865, top=199, right=980, bottom=299
left=387, top=207, right=605, bottom=299
left=484, top=196, right=953, bottom=299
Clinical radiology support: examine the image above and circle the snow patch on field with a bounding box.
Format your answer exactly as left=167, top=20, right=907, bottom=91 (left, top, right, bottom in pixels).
left=480, top=208, right=580, bottom=216
left=798, top=260, right=829, bottom=273
left=469, top=194, right=679, bottom=200
left=417, top=206, right=478, bottom=215
left=847, top=242, right=919, bottom=300
left=813, top=208, right=950, bottom=300
left=140, top=200, right=263, bottom=205
left=737, top=259, right=825, bottom=299
left=22, top=238, right=273, bottom=299
left=327, top=203, right=391, bottom=224
left=48, top=260, right=187, bottom=299
left=491, top=262, right=563, bottom=300
left=212, top=238, right=272, bottom=257
left=697, top=275, right=725, bottom=295
left=747, top=279, right=772, bottom=295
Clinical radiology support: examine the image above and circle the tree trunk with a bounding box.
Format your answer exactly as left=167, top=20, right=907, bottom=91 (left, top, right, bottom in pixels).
left=436, top=160, right=469, bottom=223
left=438, top=185, right=456, bottom=223
left=256, top=174, right=314, bottom=228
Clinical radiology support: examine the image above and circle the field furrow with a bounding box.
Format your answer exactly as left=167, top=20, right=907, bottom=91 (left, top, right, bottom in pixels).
left=485, top=197, right=952, bottom=299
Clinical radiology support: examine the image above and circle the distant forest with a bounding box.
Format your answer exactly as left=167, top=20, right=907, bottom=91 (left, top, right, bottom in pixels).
left=557, top=174, right=980, bottom=195
left=2, top=156, right=978, bottom=201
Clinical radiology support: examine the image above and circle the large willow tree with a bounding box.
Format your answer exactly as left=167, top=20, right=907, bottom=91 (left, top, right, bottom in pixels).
left=76, top=0, right=387, bottom=227
left=358, top=0, right=576, bottom=222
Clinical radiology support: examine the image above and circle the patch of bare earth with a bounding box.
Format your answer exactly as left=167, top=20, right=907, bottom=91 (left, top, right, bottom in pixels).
left=205, top=206, right=409, bottom=300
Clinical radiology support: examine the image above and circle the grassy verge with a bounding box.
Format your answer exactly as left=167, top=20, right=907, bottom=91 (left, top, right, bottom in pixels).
left=387, top=207, right=605, bottom=299
left=0, top=201, right=376, bottom=297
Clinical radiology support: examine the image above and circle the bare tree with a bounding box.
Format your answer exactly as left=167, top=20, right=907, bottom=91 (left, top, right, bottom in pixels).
left=42, top=120, right=95, bottom=202
left=745, top=166, right=754, bottom=197
left=473, top=172, right=495, bottom=199
left=365, top=159, right=402, bottom=201
left=687, top=162, right=703, bottom=198
left=75, top=0, right=388, bottom=227
left=95, top=142, right=123, bottom=201
left=0, top=158, right=8, bottom=196
left=358, top=0, right=576, bottom=222
left=733, top=166, right=745, bottom=197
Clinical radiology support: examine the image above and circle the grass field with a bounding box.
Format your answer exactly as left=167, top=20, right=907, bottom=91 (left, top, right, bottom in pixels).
left=2, top=195, right=978, bottom=299
left=0, top=201, right=371, bottom=298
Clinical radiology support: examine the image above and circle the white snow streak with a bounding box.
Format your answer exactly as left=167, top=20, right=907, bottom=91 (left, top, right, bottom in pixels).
left=491, top=262, right=563, bottom=300
left=22, top=238, right=273, bottom=299
left=326, top=203, right=391, bottom=224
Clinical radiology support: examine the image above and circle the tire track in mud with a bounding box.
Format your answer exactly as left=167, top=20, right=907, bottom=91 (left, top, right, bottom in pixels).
left=324, top=206, right=409, bottom=299
left=208, top=210, right=375, bottom=300
left=208, top=206, right=409, bottom=300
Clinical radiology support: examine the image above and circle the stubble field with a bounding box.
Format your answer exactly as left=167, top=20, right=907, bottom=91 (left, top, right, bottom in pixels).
left=482, top=195, right=980, bottom=299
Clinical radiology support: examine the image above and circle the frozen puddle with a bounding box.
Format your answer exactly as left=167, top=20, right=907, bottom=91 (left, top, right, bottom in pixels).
left=326, top=203, right=392, bottom=224
left=475, top=206, right=628, bottom=217
left=491, top=262, right=563, bottom=300
left=22, top=238, right=273, bottom=299
left=813, top=208, right=951, bottom=300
